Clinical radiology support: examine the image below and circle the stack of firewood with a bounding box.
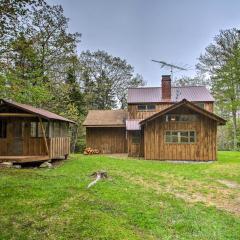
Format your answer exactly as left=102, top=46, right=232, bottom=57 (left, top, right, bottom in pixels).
left=83, top=147, right=100, bottom=155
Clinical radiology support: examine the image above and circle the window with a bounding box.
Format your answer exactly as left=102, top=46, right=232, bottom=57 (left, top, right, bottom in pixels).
left=165, top=131, right=196, bottom=143
left=132, top=131, right=140, bottom=144
left=31, top=122, right=49, bottom=138
left=166, top=114, right=198, bottom=122
left=53, top=122, right=61, bottom=137
left=137, top=104, right=156, bottom=111
left=31, top=122, right=37, bottom=137
left=0, top=120, right=7, bottom=138
left=38, top=122, right=49, bottom=137
left=195, top=103, right=204, bottom=109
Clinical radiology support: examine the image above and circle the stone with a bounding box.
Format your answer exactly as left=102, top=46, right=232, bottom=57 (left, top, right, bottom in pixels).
left=13, top=164, right=22, bottom=169
left=0, top=162, right=13, bottom=168
left=39, top=162, right=52, bottom=168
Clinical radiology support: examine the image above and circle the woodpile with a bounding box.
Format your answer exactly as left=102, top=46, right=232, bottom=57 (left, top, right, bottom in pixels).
left=83, top=147, right=100, bottom=155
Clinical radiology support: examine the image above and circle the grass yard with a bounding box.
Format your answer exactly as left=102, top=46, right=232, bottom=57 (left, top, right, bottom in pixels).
left=0, top=152, right=240, bottom=240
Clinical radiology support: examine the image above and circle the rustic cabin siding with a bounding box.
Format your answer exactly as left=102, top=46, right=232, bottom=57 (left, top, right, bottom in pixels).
left=127, top=130, right=144, bottom=157
left=204, top=102, right=214, bottom=112
left=49, top=137, right=70, bottom=159
left=86, top=127, right=127, bottom=153
left=0, top=118, right=70, bottom=158
left=144, top=114, right=217, bottom=161
left=128, top=102, right=214, bottom=120
left=128, top=103, right=173, bottom=119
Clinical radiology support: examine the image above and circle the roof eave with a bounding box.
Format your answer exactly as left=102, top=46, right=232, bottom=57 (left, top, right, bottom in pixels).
left=83, top=124, right=126, bottom=128
left=0, top=99, right=76, bottom=124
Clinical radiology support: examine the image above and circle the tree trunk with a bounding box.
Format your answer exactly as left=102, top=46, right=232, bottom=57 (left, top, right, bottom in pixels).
left=71, top=124, right=79, bottom=153
left=232, top=109, right=238, bottom=150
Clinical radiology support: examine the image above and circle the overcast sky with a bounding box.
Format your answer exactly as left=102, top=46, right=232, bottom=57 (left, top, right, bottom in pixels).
left=48, top=0, right=240, bottom=86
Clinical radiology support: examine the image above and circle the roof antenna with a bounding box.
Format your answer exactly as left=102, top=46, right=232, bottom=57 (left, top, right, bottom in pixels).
left=151, top=60, right=187, bottom=80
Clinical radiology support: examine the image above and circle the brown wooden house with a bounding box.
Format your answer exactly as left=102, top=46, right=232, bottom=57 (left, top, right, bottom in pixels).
left=84, top=75, right=226, bottom=161
left=0, top=99, right=74, bottom=163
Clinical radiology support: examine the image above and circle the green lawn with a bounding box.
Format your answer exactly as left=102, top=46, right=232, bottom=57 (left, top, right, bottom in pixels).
left=0, top=152, right=240, bottom=240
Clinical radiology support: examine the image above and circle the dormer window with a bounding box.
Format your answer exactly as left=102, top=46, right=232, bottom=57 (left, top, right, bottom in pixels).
left=137, top=104, right=156, bottom=111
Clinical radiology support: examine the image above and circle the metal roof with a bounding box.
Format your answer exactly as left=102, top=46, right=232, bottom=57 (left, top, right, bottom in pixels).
left=0, top=99, right=75, bottom=123
left=126, top=119, right=141, bottom=130
left=127, top=86, right=214, bottom=103
left=83, top=110, right=127, bottom=127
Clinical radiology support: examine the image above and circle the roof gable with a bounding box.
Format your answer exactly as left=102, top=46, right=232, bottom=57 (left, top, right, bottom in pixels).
left=127, top=86, right=214, bottom=103
left=0, top=99, right=75, bottom=123
left=140, top=99, right=226, bottom=125
left=83, top=110, right=127, bottom=127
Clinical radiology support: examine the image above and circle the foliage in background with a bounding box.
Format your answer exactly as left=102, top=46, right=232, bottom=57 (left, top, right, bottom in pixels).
left=0, top=2, right=144, bottom=152
left=79, top=50, right=145, bottom=110
left=197, top=29, right=240, bottom=151
left=174, top=74, right=208, bottom=87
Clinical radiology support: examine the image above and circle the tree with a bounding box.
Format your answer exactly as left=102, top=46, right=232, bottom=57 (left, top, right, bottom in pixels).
left=79, top=50, right=145, bottom=110
left=0, top=0, right=46, bottom=36
left=174, top=75, right=208, bottom=87
left=197, top=29, right=240, bottom=150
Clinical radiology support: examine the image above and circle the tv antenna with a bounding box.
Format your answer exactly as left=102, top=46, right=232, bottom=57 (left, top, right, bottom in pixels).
left=151, top=60, right=187, bottom=79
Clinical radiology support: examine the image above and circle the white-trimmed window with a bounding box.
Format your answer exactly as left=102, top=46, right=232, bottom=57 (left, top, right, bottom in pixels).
left=166, top=114, right=198, bottom=122
left=137, top=104, right=156, bottom=111
left=165, top=131, right=196, bottom=143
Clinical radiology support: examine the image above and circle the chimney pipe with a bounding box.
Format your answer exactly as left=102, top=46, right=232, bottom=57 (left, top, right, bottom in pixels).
left=162, top=75, right=171, bottom=100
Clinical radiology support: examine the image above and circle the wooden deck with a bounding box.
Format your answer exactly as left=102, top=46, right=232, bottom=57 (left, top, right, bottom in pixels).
left=0, top=155, right=50, bottom=163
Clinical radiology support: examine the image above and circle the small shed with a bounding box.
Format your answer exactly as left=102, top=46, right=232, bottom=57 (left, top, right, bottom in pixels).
left=83, top=110, right=127, bottom=153
left=0, top=99, right=75, bottom=163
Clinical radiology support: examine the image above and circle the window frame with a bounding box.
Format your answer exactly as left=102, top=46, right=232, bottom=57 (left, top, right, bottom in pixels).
left=30, top=121, right=49, bottom=138
left=164, top=130, right=196, bottom=144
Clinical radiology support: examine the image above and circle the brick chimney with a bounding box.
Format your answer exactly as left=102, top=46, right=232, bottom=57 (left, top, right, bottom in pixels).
left=162, top=75, right=171, bottom=100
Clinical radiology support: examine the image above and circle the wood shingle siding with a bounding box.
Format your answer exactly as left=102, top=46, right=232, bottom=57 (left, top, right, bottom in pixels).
left=86, top=127, right=127, bottom=153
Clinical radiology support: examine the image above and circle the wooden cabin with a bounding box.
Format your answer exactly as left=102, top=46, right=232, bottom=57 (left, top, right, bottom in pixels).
left=0, top=99, right=74, bottom=163
left=84, top=75, right=226, bottom=161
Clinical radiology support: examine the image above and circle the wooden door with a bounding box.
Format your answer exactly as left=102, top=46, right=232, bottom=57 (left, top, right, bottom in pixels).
left=9, top=121, right=24, bottom=155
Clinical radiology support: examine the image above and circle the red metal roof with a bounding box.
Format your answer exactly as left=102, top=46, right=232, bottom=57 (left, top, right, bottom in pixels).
left=0, top=99, right=75, bottom=123
left=127, top=86, right=214, bottom=103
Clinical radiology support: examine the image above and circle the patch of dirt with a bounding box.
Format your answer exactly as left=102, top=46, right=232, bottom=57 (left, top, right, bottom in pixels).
left=217, top=180, right=240, bottom=189
left=115, top=171, right=240, bottom=216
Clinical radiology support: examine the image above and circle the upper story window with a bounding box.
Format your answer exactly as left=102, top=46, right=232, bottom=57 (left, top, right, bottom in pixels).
left=166, top=114, right=198, bottom=122
left=195, top=102, right=204, bottom=109
left=0, top=120, right=7, bottom=138
left=137, top=104, right=156, bottom=111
